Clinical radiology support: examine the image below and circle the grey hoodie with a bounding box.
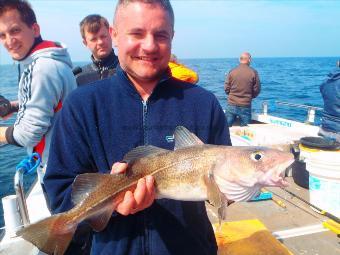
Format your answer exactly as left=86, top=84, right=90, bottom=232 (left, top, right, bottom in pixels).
left=11, top=41, right=77, bottom=165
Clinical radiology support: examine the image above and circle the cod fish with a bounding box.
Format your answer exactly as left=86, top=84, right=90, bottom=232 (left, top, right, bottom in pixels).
left=16, top=126, right=294, bottom=255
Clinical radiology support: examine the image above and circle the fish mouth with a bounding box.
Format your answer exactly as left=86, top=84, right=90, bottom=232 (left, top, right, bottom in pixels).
left=259, top=159, right=294, bottom=188
left=267, top=172, right=289, bottom=187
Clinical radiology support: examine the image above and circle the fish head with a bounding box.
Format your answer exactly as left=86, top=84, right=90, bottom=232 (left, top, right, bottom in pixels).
left=213, top=146, right=294, bottom=202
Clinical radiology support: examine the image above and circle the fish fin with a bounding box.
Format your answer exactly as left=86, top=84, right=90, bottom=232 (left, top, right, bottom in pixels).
left=218, top=201, right=228, bottom=224
left=123, top=145, right=169, bottom=163
left=204, top=171, right=223, bottom=208
left=86, top=198, right=115, bottom=232
left=72, top=173, right=112, bottom=206
left=16, top=213, right=76, bottom=255
left=174, top=126, right=203, bottom=150
left=204, top=162, right=229, bottom=224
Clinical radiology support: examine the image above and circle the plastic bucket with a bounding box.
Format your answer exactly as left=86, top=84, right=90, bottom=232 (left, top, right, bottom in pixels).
left=305, top=150, right=340, bottom=218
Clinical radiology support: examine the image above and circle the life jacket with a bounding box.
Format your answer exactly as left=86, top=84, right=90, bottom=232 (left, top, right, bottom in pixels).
left=168, top=61, right=199, bottom=84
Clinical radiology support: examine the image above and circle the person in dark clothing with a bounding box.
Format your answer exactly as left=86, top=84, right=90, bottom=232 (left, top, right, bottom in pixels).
left=224, top=52, right=261, bottom=126
left=318, top=61, right=340, bottom=142
left=73, top=14, right=118, bottom=86
left=44, top=1, right=230, bottom=255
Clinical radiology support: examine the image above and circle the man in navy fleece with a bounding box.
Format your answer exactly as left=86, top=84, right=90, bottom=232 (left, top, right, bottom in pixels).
left=44, top=0, right=231, bottom=254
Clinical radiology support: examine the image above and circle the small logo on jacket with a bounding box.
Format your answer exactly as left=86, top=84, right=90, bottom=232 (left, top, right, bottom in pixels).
left=165, top=135, right=174, bottom=143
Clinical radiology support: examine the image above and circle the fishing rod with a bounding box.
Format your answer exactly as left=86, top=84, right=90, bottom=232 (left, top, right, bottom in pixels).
left=282, top=188, right=340, bottom=224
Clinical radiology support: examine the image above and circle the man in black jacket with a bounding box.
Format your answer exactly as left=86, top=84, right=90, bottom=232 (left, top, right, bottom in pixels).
left=73, top=14, right=118, bottom=86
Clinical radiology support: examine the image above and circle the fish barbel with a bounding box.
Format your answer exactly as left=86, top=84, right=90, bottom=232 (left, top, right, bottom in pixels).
left=16, top=126, right=294, bottom=255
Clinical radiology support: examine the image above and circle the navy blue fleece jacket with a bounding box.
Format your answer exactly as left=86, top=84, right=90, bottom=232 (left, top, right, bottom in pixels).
left=44, top=66, right=231, bottom=255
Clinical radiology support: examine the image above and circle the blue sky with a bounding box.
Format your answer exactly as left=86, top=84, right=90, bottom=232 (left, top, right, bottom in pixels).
left=0, top=0, right=339, bottom=64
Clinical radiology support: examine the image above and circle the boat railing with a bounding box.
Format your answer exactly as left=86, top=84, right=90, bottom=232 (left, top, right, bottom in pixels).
left=14, top=168, right=30, bottom=226
left=262, top=101, right=323, bottom=124
left=217, top=95, right=323, bottom=124
left=1, top=154, right=40, bottom=239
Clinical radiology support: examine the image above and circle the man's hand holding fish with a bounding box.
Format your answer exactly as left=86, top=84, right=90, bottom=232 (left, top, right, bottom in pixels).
left=110, top=162, right=155, bottom=215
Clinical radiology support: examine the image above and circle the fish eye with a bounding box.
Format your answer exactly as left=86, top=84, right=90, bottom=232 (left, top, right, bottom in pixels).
left=251, top=151, right=263, bottom=161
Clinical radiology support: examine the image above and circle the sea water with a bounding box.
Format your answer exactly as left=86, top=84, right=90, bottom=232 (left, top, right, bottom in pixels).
left=0, top=57, right=338, bottom=226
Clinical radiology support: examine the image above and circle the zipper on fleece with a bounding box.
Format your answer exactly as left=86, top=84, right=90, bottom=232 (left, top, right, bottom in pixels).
left=142, top=100, right=151, bottom=255
left=142, top=100, right=148, bottom=145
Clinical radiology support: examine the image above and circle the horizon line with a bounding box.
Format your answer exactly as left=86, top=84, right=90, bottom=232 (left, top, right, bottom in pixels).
left=1, top=55, right=340, bottom=66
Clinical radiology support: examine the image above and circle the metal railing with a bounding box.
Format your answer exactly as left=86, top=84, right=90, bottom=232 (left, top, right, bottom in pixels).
left=217, top=95, right=323, bottom=124
left=216, top=96, right=323, bottom=124
left=262, top=101, right=323, bottom=124
left=13, top=153, right=41, bottom=228
left=14, top=168, right=30, bottom=226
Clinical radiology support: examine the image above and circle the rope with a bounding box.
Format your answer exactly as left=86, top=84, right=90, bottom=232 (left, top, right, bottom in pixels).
left=15, top=153, right=41, bottom=175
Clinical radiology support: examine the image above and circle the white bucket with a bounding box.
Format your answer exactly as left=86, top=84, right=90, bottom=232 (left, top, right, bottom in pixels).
left=305, top=150, right=340, bottom=218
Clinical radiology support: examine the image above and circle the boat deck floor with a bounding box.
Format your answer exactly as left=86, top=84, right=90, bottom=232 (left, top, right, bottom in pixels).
left=206, top=177, right=340, bottom=255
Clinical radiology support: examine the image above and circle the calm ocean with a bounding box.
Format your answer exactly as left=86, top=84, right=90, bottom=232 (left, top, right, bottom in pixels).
left=0, top=57, right=337, bottom=226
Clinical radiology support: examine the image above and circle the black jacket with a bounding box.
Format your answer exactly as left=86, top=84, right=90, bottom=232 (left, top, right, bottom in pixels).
left=73, top=49, right=118, bottom=86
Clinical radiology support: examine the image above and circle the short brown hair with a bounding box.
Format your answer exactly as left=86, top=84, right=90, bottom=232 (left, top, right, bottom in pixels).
left=114, top=0, right=174, bottom=30
left=0, top=0, right=37, bottom=27
left=79, top=14, right=109, bottom=39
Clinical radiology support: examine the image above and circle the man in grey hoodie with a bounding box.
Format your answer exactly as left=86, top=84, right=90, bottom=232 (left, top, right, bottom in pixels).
left=0, top=0, right=77, bottom=181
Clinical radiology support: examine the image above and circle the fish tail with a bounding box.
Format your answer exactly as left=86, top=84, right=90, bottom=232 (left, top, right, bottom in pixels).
left=16, top=213, right=77, bottom=255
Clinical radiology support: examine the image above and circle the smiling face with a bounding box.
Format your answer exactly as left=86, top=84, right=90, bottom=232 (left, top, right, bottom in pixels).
left=83, top=21, right=112, bottom=61
left=0, top=9, right=39, bottom=60
left=111, top=2, right=174, bottom=88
